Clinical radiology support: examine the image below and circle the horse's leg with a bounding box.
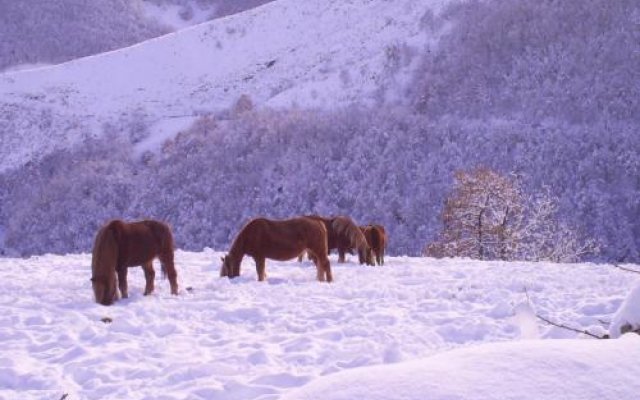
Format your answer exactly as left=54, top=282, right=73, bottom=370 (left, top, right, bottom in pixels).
left=322, top=256, right=333, bottom=283
left=159, top=253, right=179, bottom=295
left=117, top=266, right=129, bottom=299
left=306, top=250, right=325, bottom=282
left=255, top=257, right=267, bottom=281
left=315, top=259, right=326, bottom=282
left=338, top=247, right=346, bottom=263
left=142, top=261, right=155, bottom=295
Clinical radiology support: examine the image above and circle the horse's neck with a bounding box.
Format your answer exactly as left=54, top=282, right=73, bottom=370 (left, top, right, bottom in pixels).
left=228, top=237, right=246, bottom=265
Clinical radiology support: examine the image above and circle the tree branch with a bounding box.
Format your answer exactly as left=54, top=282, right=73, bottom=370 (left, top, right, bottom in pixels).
left=534, top=312, right=606, bottom=339
left=613, top=263, right=640, bottom=274
left=524, top=287, right=607, bottom=339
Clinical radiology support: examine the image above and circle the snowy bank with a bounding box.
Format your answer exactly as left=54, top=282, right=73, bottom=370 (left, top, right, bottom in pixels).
left=283, top=335, right=640, bottom=400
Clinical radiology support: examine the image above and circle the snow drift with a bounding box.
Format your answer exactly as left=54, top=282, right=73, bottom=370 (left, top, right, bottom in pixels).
left=283, top=335, right=640, bottom=400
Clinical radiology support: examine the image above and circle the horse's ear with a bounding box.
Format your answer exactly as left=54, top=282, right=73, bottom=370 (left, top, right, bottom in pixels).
left=220, top=256, right=225, bottom=263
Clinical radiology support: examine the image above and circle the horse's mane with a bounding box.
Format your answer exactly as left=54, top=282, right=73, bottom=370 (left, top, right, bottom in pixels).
left=92, top=221, right=120, bottom=276
left=332, top=216, right=368, bottom=251
left=91, top=220, right=121, bottom=304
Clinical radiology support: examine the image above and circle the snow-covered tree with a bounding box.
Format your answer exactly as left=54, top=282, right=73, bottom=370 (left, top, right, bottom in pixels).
left=426, top=167, right=524, bottom=260
left=427, top=169, right=599, bottom=263
left=520, top=188, right=600, bottom=263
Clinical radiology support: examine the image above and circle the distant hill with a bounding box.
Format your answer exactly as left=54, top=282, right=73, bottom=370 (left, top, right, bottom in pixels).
left=0, top=0, right=274, bottom=72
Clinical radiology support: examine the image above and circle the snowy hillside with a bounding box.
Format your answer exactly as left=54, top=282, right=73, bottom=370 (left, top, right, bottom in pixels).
left=0, top=0, right=444, bottom=173
left=1, top=252, right=639, bottom=399
left=0, top=0, right=275, bottom=72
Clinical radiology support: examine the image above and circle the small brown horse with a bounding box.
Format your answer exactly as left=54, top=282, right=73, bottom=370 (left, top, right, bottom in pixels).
left=305, top=215, right=372, bottom=265
left=361, top=224, right=387, bottom=266
left=220, top=217, right=333, bottom=282
left=91, top=219, right=178, bottom=306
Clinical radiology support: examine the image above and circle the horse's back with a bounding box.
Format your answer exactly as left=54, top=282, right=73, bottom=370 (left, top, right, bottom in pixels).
left=107, top=219, right=173, bottom=267
left=240, top=217, right=327, bottom=260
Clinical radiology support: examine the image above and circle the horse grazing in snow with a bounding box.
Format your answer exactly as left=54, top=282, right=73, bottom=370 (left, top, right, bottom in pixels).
left=360, top=224, right=387, bottom=266
left=305, top=215, right=373, bottom=265
left=91, top=219, right=178, bottom=306
left=220, top=217, right=333, bottom=282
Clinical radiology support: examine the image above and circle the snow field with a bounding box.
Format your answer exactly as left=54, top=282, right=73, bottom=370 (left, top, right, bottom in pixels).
left=0, top=251, right=636, bottom=399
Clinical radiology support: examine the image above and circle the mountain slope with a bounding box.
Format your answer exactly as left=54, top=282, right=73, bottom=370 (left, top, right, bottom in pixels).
left=0, top=0, right=444, bottom=173
left=0, top=0, right=275, bottom=72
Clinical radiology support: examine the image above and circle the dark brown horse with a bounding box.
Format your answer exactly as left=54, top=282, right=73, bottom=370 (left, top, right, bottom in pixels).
left=220, top=217, right=333, bottom=282
left=361, top=224, right=387, bottom=266
left=305, top=215, right=372, bottom=265
left=91, top=219, right=178, bottom=306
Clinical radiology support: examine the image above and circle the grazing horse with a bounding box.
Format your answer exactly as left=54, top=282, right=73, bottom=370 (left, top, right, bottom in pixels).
left=361, top=224, right=387, bottom=266
left=305, top=215, right=372, bottom=265
left=220, top=217, right=333, bottom=282
left=91, top=219, right=178, bottom=306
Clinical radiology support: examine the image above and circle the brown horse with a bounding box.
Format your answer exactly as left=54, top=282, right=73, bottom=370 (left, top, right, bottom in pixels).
left=220, top=217, right=333, bottom=282
left=361, top=224, right=387, bottom=266
left=91, top=219, right=179, bottom=306
left=305, top=215, right=372, bottom=265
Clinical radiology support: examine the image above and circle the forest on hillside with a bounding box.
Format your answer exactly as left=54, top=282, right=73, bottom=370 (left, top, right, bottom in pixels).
left=1, top=0, right=638, bottom=262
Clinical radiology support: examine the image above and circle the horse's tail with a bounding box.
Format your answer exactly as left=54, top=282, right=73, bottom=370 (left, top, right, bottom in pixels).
left=151, top=221, right=175, bottom=280
left=148, top=220, right=178, bottom=294
left=370, top=226, right=381, bottom=253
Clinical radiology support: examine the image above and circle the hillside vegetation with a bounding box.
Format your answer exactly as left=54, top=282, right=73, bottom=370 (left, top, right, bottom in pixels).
left=1, top=0, right=638, bottom=262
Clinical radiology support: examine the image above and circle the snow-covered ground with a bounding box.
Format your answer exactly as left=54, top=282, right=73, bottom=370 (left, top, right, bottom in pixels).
left=1, top=251, right=638, bottom=399
left=0, top=0, right=448, bottom=173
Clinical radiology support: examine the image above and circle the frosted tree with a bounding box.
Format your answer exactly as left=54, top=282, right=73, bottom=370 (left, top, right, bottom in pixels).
left=520, top=188, right=600, bottom=263
left=427, top=170, right=600, bottom=263
left=427, top=167, right=524, bottom=260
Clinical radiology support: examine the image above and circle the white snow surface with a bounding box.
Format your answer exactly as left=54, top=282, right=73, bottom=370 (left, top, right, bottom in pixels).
left=609, top=280, right=640, bottom=338
left=284, top=336, right=640, bottom=400
left=1, top=251, right=638, bottom=400
left=0, top=0, right=447, bottom=173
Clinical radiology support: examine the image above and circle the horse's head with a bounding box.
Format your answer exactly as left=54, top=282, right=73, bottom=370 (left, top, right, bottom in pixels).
left=358, top=245, right=374, bottom=266
left=220, top=255, right=238, bottom=278
left=91, top=275, right=117, bottom=306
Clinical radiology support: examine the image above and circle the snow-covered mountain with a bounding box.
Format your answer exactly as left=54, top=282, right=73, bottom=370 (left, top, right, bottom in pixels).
left=0, top=0, right=275, bottom=73
left=1, top=0, right=636, bottom=262
left=0, top=0, right=444, bottom=173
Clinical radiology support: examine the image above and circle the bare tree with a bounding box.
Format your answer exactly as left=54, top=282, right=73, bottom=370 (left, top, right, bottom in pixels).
left=427, top=167, right=524, bottom=260
left=426, top=169, right=599, bottom=262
